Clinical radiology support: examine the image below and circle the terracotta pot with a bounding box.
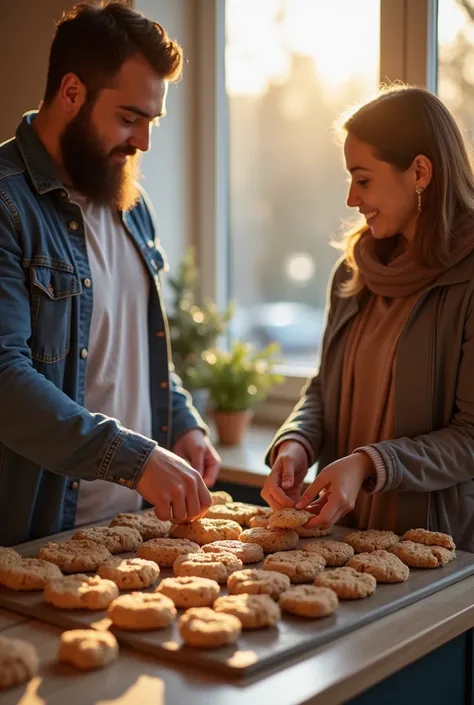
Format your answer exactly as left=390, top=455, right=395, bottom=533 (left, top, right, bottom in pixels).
left=212, top=409, right=254, bottom=446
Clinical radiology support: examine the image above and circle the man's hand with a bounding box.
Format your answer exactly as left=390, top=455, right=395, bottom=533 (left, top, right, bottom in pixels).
left=172, top=429, right=221, bottom=488
left=136, top=444, right=212, bottom=523
left=261, top=440, right=309, bottom=509
left=295, top=452, right=374, bottom=528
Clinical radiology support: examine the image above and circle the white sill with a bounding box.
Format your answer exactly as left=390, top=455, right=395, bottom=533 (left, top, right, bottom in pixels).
left=212, top=424, right=317, bottom=489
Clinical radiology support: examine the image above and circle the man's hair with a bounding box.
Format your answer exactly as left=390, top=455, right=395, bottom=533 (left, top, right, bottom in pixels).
left=43, top=0, right=183, bottom=104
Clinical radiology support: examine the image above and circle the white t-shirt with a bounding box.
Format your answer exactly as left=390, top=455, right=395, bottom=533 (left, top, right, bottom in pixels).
left=72, top=193, right=152, bottom=527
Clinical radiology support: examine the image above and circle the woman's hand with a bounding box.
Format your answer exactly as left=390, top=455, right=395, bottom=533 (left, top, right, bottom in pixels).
left=261, top=440, right=309, bottom=509
left=295, top=452, right=374, bottom=528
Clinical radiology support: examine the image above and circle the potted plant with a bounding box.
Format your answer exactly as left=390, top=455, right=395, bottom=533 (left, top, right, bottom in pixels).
left=167, top=247, right=234, bottom=416
left=188, top=341, right=284, bottom=445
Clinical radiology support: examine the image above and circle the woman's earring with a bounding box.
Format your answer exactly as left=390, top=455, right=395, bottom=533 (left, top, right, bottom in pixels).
left=415, top=186, right=424, bottom=213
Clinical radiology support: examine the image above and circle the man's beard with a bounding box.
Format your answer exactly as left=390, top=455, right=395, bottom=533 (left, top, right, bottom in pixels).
left=60, top=101, right=141, bottom=211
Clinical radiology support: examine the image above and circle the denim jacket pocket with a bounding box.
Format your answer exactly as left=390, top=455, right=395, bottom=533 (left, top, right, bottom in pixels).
left=30, top=263, right=82, bottom=363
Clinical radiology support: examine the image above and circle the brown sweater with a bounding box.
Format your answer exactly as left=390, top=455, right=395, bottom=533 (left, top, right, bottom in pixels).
left=338, top=292, right=421, bottom=532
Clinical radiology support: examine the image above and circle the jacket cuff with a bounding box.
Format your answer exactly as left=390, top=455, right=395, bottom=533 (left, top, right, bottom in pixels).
left=353, top=446, right=388, bottom=493
left=98, top=429, right=157, bottom=489
left=270, top=433, right=316, bottom=467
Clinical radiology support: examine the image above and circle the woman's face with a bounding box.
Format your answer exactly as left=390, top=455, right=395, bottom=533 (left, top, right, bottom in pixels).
left=344, top=133, right=421, bottom=242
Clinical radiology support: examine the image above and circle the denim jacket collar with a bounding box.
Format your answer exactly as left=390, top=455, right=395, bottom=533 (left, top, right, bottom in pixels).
left=16, top=111, right=65, bottom=196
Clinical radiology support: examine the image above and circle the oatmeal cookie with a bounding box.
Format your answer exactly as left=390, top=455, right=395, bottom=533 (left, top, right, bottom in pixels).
left=170, top=518, right=242, bottom=544
left=179, top=607, right=241, bottom=648
left=109, top=512, right=170, bottom=540
left=97, top=557, right=160, bottom=590
left=44, top=574, right=118, bottom=610
left=0, top=636, right=38, bottom=689
left=108, top=592, right=177, bottom=630
left=204, top=502, right=261, bottom=526
left=303, top=539, right=354, bottom=566
left=391, top=541, right=455, bottom=568
left=345, top=530, right=400, bottom=553
left=279, top=585, right=339, bottom=618
left=72, top=526, right=142, bottom=553
left=156, top=576, right=220, bottom=608
left=202, top=540, right=264, bottom=564
left=214, top=593, right=280, bottom=628
left=248, top=515, right=270, bottom=529
left=263, top=550, right=326, bottom=583
left=227, top=568, right=290, bottom=599
left=295, top=525, right=333, bottom=538
left=268, top=508, right=314, bottom=530
left=211, top=491, right=233, bottom=505
left=239, top=527, right=299, bottom=553
left=401, top=529, right=455, bottom=551
left=0, top=547, right=21, bottom=568
left=136, top=538, right=201, bottom=567
left=347, top=549, right=409, bottom=583
left=38, top=540, right=111, bottom=573
left=314, top=566, right=376, bottom=599
left=173, top=551, right=242, bottom=583
left=58, top=630, right=118, bottom=670
left=0, top=558, right=62, bottom=590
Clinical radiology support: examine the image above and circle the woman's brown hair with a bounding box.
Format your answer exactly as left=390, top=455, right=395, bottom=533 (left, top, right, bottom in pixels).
left=339, top=85, right=474, bottom=296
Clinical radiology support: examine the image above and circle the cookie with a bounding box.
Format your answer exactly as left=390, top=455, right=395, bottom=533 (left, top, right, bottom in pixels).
left=109, top=512, right=170, bottom=540
left=173, top=551, right=243, bottom=583
left=263, top=550, right=326, bottom=583
left=170, top=518, right=242, bottom=545
left=345, top=530, right=399, bottom=553
left=211, top=491, right=233, bottom=505
left=279, top=585, right=339, bottom=618
left=314, top=566, right=376, bottom=599
left=179, top=607, right=241, bottom=648
left=136, top=538, right=201, bottom=567
left=295, top=525, right=333, bottom=538
left=97, top=557, right=160, bottom=590
left=303, top=539, right=354, bottom=566
left=0, top=557, right=62, bottom=590
left=156, top=576, right=220, bottom=607
left=268, top=508, right=314, bottom=530
left=214, top=593, right=280, bottom=628
left=402, top=529, right=455, bottom=551
left=72, top=526, right=142, bottom=553
left=108, top=592, right=177, bottom=630
left=248, top=515, right=269, bottom=529
left=347, top=549, right=409, bottom=583
left=44, top=574, right=119, bottom=610
left=58, top=629, right=118, bottom=670
left=0, top=636, right=38, bottom=689
left=227, top=568, right=290, bottom=599
left=239, top=527, right=299, bottom=553
left=204, top=502, right=261, bottom=526
left=0, top=547, right=21, bottom=568
left=38, top=540, right=111, bottom=573
left=202, top=540, right=264, bottom=564
left=391, top=541, right=455, bottom=568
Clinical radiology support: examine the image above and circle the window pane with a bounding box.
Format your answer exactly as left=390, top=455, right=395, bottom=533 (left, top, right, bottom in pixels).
left=225, top=0, right=380, bottom=370
left=438, top=0, right=474, bottom=146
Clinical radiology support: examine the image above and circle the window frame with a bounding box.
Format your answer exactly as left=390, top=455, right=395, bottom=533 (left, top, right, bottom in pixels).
left=193, top=0, right=437, bottom=423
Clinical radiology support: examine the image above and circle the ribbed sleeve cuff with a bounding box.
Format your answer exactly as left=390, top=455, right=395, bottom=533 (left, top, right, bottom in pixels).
left=353, top=446, right=388, bottom=493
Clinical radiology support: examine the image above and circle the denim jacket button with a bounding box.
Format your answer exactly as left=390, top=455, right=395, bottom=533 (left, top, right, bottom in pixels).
left=69, top=221, right=79, bottom=231
left=160, top=381, right=168, bottom=389
left=60, top=190, right=68, bottom=199
left=71, top=481, right=79, bottom=490
left=80, top=348, right=88, bottom=359
left=161, top=425, right=168, bottom=432
left=147, top=240, right=154, bottom=248
left=156, top=331, right=165, bottom=337
left=83, top=278, right=92, bottom=288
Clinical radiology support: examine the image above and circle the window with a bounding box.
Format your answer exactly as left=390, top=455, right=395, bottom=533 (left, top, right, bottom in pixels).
left=438, top=0, right=474, bottom=145
left=225, top=0, right=381, bottom=374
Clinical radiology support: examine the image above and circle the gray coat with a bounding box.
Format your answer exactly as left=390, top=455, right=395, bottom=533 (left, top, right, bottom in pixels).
left=269, top=252, right=474, bottom=552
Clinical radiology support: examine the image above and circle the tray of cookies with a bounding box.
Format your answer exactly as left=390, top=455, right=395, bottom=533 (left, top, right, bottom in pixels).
left=0, top=502, right=472, bottom=679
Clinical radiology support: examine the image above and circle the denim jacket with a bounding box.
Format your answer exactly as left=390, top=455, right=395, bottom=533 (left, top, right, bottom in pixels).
left=0, top=112, right=205, bottom=545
